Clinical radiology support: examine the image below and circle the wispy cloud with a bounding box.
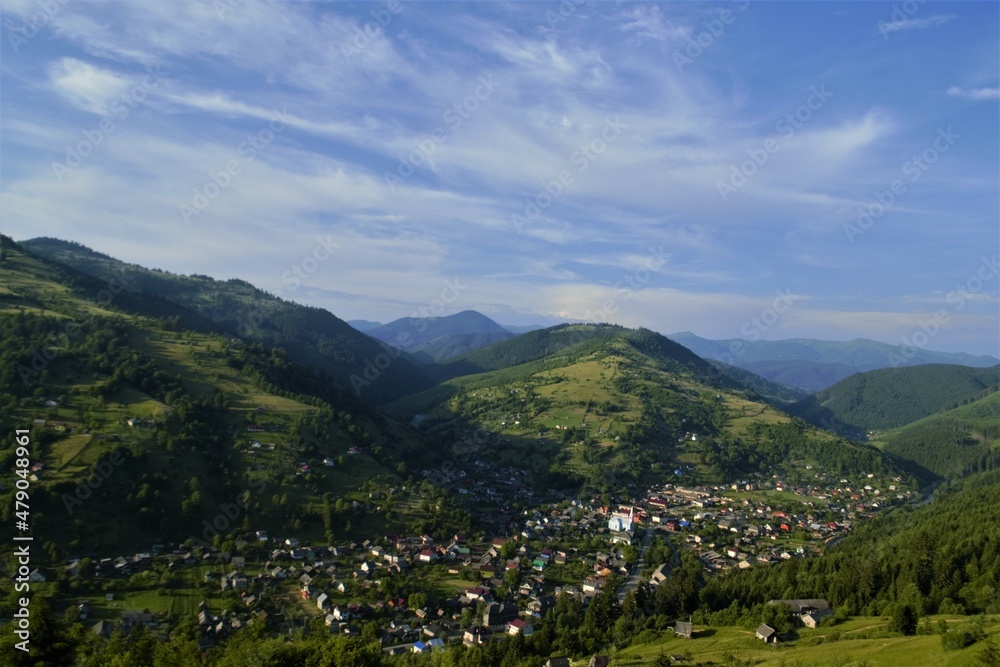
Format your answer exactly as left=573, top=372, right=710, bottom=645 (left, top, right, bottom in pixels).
left=947, top=86, right=1000, bottom=101
left=1, top=1, right=997, bottom=354
left=878, top=14, right=956, bottom=36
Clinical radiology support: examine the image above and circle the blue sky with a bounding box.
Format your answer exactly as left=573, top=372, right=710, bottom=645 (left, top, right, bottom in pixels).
left=1, top=0, right=998, bottom=356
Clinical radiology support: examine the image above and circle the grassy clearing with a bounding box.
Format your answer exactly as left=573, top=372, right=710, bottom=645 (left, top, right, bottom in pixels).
left=613, top=615, right=1000, bottom=666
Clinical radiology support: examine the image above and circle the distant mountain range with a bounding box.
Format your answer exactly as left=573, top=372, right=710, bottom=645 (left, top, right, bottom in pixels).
left=350, top=317, right=545, bottom=337
left=667, top=331, right=999, bottom=392
left=363, top=310, right=517, bottom=363
left=18, top=237, right=998, bottom=403
left=347, top=319, right=382, bottom=332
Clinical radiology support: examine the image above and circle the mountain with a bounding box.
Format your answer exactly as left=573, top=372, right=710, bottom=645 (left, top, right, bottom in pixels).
left=502, top=323, right=547, bottom=334
left=705, top=360, right=809, bottom=405
left=390, top=324, right=915, bottom=493
left=347, top=319, right=382, bottom=331
left=0, top=236, right=435, bottom=554
left=19, top=237, right=433, bottom=404
left=792, top=364, right=999, bottom=434
left=668, top=331, right=999, bottom=392
left=869, top=391, right=1000, bottom=480
left=364, top=309, right=516, bottom=362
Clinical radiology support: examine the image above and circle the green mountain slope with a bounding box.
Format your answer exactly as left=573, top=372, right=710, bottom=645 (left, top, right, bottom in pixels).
left=870, top=392, right=1000, bottom=480
left=700, top=472, right=1000, bottom=619
left=706, top=360, right=809, bottom=405
left=390, top=325, right=915, bottom=493
left=792, top=364, right=999, bottom=432
left=0, top=237, right=435, bottom=555
left=19, top=237, right=433, bottom=404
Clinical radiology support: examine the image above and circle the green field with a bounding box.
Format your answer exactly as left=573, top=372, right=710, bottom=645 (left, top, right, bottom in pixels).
left=614, top=615, right=1000, bottom=666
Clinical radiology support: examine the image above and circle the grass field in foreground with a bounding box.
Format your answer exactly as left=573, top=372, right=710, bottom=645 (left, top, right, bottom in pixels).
left=612, top=614, right=1000, bottom=666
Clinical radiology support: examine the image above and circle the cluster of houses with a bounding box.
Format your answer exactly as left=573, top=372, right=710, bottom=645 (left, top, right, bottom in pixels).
left=632, top=474, right=913, bottom=572
left=753, top=598, right=834, bottom=644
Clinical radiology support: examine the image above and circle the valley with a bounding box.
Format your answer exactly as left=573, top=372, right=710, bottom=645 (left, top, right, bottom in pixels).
left=0, top=236, right=998, bottom=667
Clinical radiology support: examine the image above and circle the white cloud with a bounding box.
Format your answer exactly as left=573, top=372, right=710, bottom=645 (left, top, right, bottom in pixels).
left=48, top=58, right=131, bottom=114
left=947, top=86, right=1000, bottom=101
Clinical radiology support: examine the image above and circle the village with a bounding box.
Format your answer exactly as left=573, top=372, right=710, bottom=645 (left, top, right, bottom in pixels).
left=45, top=449, right=916, bottom=657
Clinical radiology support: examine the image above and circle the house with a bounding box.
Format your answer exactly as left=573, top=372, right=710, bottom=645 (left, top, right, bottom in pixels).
left=121, top=611, right=155, bottom=633
left=465, top=586, right=491, bottom=602
left=674, top=620, right=693, bottom=638
left=610, top=531, right=635, bottom=545
left=650, top=563, right=670, bottom=586
left=544, top=659, right=571, bottom=667
left=767, top=598, right=831, bottom=617
left=755, top=624, right=778, bottom=643
left=28, top=569, right=46, bottom=583
left=316, top=593, right=329, bottom=610
left=802, top=608, right=835, bottom=628
left=463, top=626, right=489, bottom=646
left=589, top=657, right=610, bottom=667
left=506, top=619, right=533, bottom=636
left=483, top=602, right=518, bottom=627
left=92, top=620, right=114, bottom=638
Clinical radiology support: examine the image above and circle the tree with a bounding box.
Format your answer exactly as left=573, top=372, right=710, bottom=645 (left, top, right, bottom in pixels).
left=504, top=567, right=521, bottom=592
left=889, top=603, right=918, bottom=636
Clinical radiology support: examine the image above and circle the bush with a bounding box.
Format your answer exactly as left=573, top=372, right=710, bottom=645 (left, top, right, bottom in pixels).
left=942, top=621, right=986, bottom=651
left=888, top=603, right=918, bottom=636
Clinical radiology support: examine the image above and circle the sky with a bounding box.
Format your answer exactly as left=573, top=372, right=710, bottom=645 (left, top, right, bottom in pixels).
left=1, top=0, right=998, bottom=357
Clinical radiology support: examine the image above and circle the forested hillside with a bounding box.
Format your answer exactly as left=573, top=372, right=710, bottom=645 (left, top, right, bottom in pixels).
left=792, top=364, right=999, bottom=432
left=19, top=237, right=433, bottom=404
left=871, top=392, right=1000, bottom=480
left=697, top=472, right=1000, bottom=621
left=392, top=325, right=918, bottom=494
left=0, top=239, right=438, bottom=555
